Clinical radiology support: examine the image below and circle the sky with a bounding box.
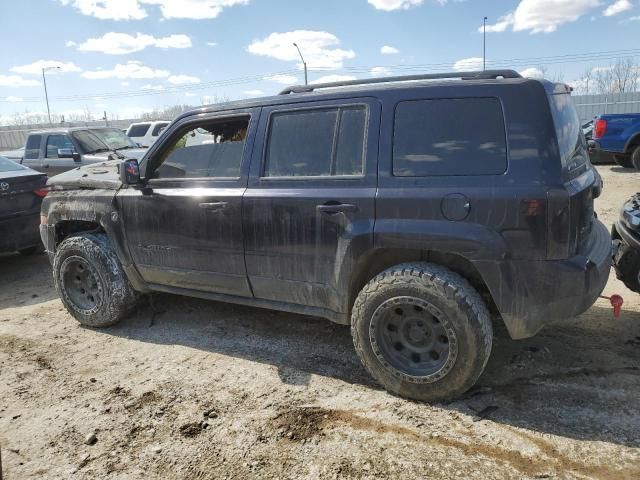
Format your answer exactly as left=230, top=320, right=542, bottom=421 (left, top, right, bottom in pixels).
left=0, top=0, right=639, bottom=124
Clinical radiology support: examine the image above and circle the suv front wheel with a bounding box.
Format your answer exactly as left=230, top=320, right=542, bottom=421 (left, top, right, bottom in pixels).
left=351, top=262, right=492, bottom=402
left=53, top=233, right=138, bottom=328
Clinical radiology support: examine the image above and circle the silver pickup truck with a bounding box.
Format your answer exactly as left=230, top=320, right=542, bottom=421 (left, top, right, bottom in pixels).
left=21, top=127, right=147, bottom=176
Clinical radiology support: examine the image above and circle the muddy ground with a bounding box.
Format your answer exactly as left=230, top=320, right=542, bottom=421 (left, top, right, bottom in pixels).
left=1, top=165, right=639, bottom=479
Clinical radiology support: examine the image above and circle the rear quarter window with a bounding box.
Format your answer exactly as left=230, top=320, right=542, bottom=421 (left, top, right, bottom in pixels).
left=549, top=93, right=588, bottom=175
left=393, top=97, right=507, bottom=177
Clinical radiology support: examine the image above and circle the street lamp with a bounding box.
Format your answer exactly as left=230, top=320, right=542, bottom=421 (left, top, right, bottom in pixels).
left=483, top=16, right=488, bottom=71
left=42, top=65, right=60, bottom=125
left=293, top=43, right=308, bottom=86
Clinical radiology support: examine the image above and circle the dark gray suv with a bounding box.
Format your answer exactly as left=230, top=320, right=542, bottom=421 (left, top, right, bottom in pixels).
left=40, top=70, right=610, bottom=401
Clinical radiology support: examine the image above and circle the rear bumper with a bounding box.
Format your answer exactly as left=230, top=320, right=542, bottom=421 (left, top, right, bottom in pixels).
left=478, top=219, right=611, bottom=339
left=0, top=212, right=41, bottom=253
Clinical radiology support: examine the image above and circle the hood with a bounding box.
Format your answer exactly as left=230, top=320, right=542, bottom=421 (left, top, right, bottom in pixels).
left=48, top=159, right=123, bottom=190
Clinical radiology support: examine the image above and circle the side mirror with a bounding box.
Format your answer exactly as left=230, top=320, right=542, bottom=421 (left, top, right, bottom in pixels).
left=119, top=158, right=141, bottom=185
left=58, top=148, right=81, bottom=161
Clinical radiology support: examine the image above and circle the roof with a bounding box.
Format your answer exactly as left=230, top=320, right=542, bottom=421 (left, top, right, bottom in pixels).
left=178, top=69, right=547, bottom=122
left=28, top=126, right=123, bottom=135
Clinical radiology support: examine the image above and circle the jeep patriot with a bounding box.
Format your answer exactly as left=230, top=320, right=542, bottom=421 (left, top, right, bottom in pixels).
left=40, top=70, right=610, bottom=401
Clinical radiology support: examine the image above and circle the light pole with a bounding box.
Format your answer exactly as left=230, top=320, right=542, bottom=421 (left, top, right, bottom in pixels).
left=483, top=16, right=488, bottom=71
left=42, top=66, right=60, bottom=125
left=293, top=42, right=308, bottom=86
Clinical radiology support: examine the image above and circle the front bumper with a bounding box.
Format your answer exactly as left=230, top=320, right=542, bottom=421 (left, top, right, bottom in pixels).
left=478, top=219, right=611, bottom=339
left=0, top=212, right=42, bottom=253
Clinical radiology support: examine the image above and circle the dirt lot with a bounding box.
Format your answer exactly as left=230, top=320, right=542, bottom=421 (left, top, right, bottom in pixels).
left=1, top=165, right=639, bottom=479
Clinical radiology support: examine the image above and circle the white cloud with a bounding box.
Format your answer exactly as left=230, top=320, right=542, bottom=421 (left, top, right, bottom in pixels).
left=206, top=42, right=217, bottom=46
left=82, top=61, right=170, bottom=80
left=603, top=0, right=633, bottom=16
left=61, top=0, right=247, bottom=20
left=482, top=0, right=601, bottom=34
left=243, top=89, right=264, bottom=96
left=311, top=74, right=357, bottom=84
left=167, top=74, right=200, bottom=85
left=60, top=0, right=148, bottom=20
left=185, top=92, right=197, bottom=97
left=519, top=67, right=544, bottom=78
left=141, top=84, right=165, bottom=91
left=380, top=45, right=399, bottom=54
left=5, top=96, right=24, bottom=102
left=10, top=60, right=82, bottom=75
left=368, top=0, right=423, bottom=11
left=247, top=30, right=355, bottom=70
left=139, top=0, right=248, bottom=19
left=452, top=57, right=484, bottom=71
left=0, top=75, right=40, bottom=87
left=370, top=66, right=391, bottom=77
left=264, top=74, right=299, bottom=84
left=76, top=32, right=191, bottom=54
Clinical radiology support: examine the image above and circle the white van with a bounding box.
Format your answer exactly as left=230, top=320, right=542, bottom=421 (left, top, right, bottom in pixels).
left=125, top=121, right=170, bottom=148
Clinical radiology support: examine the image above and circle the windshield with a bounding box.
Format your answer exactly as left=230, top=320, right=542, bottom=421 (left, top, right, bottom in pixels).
left=0, top=155, right=24, bottom=172
left=72, top=128, right=138, bottom=154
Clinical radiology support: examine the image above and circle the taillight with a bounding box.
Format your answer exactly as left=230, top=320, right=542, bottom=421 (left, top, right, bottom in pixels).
left=593, top=119, right=607, bottom=139
left=546, top=188, right=572, bottom=260
left=33, top=187, right=49, bottom=198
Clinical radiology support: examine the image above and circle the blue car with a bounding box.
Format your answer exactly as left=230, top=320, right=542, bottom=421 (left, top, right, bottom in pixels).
left=591, top=113, right=640, bottom=169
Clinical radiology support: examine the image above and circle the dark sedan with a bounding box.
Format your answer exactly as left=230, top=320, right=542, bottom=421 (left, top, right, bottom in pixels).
left=0, top=156, right=48, bottom=255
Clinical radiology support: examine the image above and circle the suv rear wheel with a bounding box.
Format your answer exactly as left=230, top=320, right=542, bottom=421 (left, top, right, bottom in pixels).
left=351, top=262, right=492, bottom=402
left=53, top=233, right=138, bottom=328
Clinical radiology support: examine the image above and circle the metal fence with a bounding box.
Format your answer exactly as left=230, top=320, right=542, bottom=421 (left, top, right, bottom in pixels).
left=574, top=91, right=640, bottom=124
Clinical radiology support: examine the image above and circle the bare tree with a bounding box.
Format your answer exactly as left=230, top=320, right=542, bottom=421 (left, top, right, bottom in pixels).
left=593, top=59, right=639, bottom=94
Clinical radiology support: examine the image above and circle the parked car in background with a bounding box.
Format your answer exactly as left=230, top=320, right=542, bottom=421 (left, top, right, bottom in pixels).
left=0, top=156, right=47, bottom=256
left=40, top=70, right=610, bottom=402
left=591, top=113, right=640, bottom=168
left=612, top=193, right=640, bottom=293
left=21, top=127, right=147, bottom=176
left=125, top=121, right=171, bottom=147
left=0, top=146, right=25, bottom=162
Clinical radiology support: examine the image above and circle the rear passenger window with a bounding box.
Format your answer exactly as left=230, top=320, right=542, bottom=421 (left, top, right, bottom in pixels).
left=393, top=98, right=507, bottom=177
left=264, top=106, right=366, bottom=177
left=25, top=135, right=41, bottom=160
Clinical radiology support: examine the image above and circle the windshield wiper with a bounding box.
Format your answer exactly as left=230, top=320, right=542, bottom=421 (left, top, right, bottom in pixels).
left=115, top=145, right=135, bottom=151
left=89, top=148, right=111, bottom=154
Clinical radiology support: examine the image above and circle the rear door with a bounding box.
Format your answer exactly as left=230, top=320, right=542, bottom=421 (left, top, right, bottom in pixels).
left=22, top=135, right=43, bottom=171
left=118, top=109, right=259, bottom=296
left=243, top=98, right=380, bottom=312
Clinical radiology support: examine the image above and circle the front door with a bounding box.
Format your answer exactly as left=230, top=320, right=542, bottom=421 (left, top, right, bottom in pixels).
left=118, top=109, right=259, bottom=296
left=42, top=133, right=78, bottom=176
left=243, top=98, right=380, bottom=313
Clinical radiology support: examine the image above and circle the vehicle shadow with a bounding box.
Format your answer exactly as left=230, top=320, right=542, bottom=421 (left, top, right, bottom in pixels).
left=610, top=166, right=636, bottom=173
left=101, top=294, right=640, bottom=448
left=0, top=252, right=58, bottom=308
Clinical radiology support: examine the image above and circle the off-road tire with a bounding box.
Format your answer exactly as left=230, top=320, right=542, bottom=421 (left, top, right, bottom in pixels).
left=53, top=233, right=138, bottom=328
left=351, top=262, right=492, bottom=402
left=631, top=146, right=640, bottom=171
left=613, top=239, right=640, bottom=293
left=614, top=154, right=633, bottom=169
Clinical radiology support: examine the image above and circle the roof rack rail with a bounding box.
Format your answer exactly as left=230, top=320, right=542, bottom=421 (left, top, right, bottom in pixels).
left=279, top=69, right=522, bottom=95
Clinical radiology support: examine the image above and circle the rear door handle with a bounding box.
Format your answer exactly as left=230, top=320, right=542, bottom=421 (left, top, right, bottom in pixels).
left=316, top=203, right=358, bottom=214
left=199, top=201, right=228, bottom=211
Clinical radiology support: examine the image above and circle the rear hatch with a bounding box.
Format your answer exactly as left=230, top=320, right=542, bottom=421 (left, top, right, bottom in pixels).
left=547, top=85, right=596, bottom=257
left=0, top=158, right=47, bottom=220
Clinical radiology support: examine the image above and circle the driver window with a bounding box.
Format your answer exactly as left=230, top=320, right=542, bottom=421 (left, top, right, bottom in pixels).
left=153, top=117, right=249, bottom=179
left=46, top=134, right=75, bottom=158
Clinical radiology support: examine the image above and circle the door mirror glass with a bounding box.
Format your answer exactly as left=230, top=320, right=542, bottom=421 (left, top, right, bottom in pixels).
left=57, top=147, right=80, bottom=161
left=119, top=158, right=141, bottom=185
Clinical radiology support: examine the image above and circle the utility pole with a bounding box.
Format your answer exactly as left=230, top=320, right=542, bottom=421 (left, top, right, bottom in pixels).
left=293, top=42, right=308, bottom=85
left=483, top=17, right=488, bottom=71
left=42, top=66, right=60, bottom=126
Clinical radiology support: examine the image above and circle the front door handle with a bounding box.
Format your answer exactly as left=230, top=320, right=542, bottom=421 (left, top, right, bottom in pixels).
left=316, top=203, right=358, bottom=214
left=199, top=201, right=228, bottom=211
